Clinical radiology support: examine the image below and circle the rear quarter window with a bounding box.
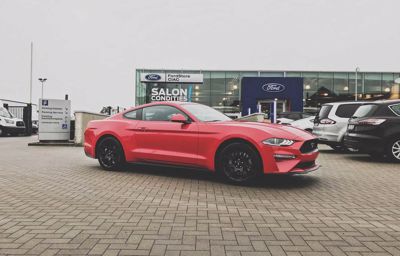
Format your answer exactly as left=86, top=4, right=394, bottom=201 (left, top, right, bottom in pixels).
left=388, top=104, right=400, bottom=116
left=124, top=109, right=142, bottom=120
left=317, top=105, right=333, bottom=119
left=335, top=104, right=361, bottom=118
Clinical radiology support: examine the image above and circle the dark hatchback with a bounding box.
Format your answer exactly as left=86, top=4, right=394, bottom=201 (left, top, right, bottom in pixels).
left=344, top=100, right=400, bottom=162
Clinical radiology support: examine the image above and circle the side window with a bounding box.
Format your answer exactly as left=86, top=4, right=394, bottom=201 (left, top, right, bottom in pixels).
left=124, top=109, right=141, bottom=120
left=142, top=105, right=188, bottom=121
left=335, top=104, right=360, bottom=118
left=389, top=104, right=400, bottom=116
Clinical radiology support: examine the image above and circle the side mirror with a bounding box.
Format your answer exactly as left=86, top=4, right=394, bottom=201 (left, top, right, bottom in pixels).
left=170, top=114, right=190, bottom=124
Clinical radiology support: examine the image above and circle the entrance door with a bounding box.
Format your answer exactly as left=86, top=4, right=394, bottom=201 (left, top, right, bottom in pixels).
left=257, top=100, right=287, bottom=118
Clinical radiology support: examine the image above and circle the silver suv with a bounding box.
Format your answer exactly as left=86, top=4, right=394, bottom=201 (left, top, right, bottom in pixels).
left=313, top=101, right=365, bottom=151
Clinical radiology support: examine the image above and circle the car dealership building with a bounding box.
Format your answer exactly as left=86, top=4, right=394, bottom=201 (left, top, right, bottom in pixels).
left=135, top=69, right=400, bottom=116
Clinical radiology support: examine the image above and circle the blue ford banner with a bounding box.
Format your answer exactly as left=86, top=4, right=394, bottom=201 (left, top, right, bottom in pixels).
left=241, top=77, right=304, bottom=114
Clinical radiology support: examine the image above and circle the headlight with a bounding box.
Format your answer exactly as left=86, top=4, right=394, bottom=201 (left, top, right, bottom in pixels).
left=262, top=138, right=295, bottom=146
left=4, top=118, right=14, bottom=124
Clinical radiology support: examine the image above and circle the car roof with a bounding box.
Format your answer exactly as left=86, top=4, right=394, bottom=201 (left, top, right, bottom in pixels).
left=123, top=101, right=201, bottom=113
left=372, top=99, right=400, bottom=105
left=322, top=101, right=367, bottom=106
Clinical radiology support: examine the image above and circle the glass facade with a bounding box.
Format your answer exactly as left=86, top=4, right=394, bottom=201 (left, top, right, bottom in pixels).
left=136, top=69, right=400, bottom=114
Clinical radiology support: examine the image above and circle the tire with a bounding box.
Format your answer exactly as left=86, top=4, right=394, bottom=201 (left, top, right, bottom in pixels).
left=216, top=142, right=262, bottom=184
left=386, top=137, right=400, bottom=163
left=97, top=136, right=126, bottom=171
left=0, top=127, right=3, bottom=137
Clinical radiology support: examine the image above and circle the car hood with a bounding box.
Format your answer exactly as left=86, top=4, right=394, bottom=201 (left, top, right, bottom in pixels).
left=214, top=121, right=314, bottom=140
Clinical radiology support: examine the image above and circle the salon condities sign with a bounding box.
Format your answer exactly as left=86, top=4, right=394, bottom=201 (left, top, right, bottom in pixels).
left=151, top=88, right=188, bottom=101
left=140, top=73, right=203, bottom=83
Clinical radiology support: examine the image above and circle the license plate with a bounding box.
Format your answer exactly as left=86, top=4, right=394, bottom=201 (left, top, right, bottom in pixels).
left=348, top=124, right=355, bottom=130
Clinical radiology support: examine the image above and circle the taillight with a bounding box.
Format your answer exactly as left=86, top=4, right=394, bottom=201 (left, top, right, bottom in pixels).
left=319, top=118, right=336, bottom=124
left=356, top=118, right=386, bottom=125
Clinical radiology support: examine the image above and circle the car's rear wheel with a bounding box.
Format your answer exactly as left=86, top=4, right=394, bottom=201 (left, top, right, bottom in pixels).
left=97, top=136, right=126, bottom=170
left=217, top=142, right=262, bottom=184
left=387, top=137, right=400, bottom=163
left=0, top=127, right=3, bottom=136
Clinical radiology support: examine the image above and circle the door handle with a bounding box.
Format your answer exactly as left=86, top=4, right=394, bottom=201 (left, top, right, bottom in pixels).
left=138, top=127, right=147, bottom=132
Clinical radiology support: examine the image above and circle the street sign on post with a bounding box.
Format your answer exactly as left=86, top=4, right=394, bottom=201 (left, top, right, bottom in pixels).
left=38, top=99, right=71, bottom=141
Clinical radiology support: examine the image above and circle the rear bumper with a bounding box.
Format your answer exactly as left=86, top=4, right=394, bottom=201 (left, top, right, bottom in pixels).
left=312, top=128, right=340, bottom=144
left=84, top=142, right=96, bottom=158
left=343, top=133, right=384, bottom=153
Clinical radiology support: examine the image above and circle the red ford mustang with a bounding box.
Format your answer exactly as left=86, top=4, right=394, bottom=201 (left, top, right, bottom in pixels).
left=84, top=102, right=319, bottom=184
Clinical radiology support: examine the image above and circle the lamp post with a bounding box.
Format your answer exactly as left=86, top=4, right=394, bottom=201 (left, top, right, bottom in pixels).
left=38, top=78, right=47, bottom=99
left=355, top=67, right=360, bottom=101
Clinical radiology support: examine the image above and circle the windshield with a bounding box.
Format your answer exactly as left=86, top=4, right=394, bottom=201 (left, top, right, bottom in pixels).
left=352, top=104, right=378, bottom=118
left=181, top=104, right=232, bottom=122
left=0, top=106, right=12, bottom=118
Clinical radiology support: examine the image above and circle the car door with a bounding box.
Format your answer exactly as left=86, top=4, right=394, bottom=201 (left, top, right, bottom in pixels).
left=133, top=105, right=199, bottom=166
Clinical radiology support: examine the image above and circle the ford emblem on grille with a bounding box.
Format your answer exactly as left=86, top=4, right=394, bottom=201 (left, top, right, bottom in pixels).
left=262, top=83, right=286, bottom=93
left=145, top=74, right=162, bottom=81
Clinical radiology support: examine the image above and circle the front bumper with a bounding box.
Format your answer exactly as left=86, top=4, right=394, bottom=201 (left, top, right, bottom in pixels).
left=290, top=163, right=320, bottom=174
left=261, top=139, right=320, bottom=174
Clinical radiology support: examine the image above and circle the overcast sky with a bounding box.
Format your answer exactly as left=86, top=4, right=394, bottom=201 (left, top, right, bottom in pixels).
left=1, top=0, right=400, bottom=112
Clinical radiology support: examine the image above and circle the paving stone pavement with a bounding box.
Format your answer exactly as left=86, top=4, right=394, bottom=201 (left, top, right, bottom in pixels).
left=0, top=136, right=400, bottom=256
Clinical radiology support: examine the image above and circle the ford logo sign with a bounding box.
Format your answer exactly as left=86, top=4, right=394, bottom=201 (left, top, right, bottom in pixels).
left=145, top=74, right=162, bottom=81
left=262, top=83, right=286, bottom=93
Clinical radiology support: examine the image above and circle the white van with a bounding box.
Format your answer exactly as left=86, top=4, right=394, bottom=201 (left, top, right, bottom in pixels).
left=0, top=102, right=26, bottom=136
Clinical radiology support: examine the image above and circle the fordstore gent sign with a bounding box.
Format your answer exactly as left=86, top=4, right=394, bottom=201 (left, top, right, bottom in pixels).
left=241, top=77, right=304, bottom=114
left=140, top=73, right=204, bottom=84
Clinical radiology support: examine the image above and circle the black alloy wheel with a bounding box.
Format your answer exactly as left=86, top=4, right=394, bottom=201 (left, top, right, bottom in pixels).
left=217, top=142, right=262, bottom=184
left=97, top=137, right=125, bottom=170
left=387, top=138, right=400, bottom=163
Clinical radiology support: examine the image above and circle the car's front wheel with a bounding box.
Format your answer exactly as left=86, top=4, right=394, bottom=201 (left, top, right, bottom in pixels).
left=97, top=136, right=126, bottom=171
left=217, top=142, right=262, bottom=184
left=387, top=137, right=400, bottom=163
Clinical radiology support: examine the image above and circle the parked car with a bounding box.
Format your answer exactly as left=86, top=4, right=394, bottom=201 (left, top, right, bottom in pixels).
left=32, top=120, right=39, bottom=134
left=289, top=116, right=315, bottom=132
left=344, top=100, right=400, bottom=162
left=277, top=112, right=314, bottom=124
left=312, top=101, right=365, bottom=151
left=84, top=102, right=320, bottom=184
left=0, top=103, right=26, bottom=136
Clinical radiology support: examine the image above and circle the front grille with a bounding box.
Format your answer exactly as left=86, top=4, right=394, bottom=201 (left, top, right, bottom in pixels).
left=16, top=121, right=25, bottom=127
left=295, top=161, right=315, bottom=169
left=300, top=139, right=318, bottom=153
